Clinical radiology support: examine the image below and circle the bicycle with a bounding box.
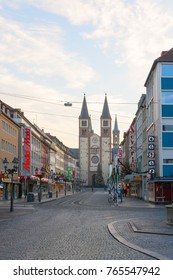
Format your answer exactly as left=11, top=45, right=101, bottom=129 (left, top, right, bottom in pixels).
left=108, top=192, right=119, bottom=206
left=108, top=193, right=116, bottom=205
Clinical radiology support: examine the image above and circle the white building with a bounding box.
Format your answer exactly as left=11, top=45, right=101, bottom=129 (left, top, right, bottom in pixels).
left=144, top=48, right=173, bottom=203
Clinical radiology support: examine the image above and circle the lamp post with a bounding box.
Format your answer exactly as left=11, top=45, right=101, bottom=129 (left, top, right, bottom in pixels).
left=35, top=167, right=45, bottom=202
left=2, top=157, right=19, bottom=212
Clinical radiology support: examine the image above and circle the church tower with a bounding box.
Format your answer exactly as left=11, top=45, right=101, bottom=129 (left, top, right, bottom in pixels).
left=100, top=94, right=112, bottom=184
left=113, top=114, right=120, bottom=150
left=112, top=114, right=120, bottom=164
left=79, top=94, right=113, bottom=187
left=79, top=94, right=90, bottom=185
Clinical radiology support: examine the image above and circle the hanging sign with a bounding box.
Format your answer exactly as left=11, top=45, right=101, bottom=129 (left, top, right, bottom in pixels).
left=23, top=127, right=31, bottom=174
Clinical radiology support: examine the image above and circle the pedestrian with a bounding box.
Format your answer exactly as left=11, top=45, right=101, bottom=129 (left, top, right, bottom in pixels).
left=124, top=188, right=127, bottom=197
left=118, top=187, right=123, bottom=203
left=113, top=188, right=117, bottom=202
left=122, top=188, right=125, bottom=197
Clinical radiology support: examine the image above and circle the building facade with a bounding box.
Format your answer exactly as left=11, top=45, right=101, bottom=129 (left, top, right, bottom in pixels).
left=144, top=48, right=173, bottom=203
left=122, top=48, right=173, bottom=204
left=0, top=100, right=79, bottom=200
left=0, top=101, right=20, bottom=200
left=79, top=94, right=116, bottom=187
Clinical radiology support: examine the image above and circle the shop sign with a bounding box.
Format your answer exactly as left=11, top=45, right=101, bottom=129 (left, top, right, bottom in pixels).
left=148, top=160, right=155, bottom=166
left=148, top=168, right=155, bottom=174
left=133, top=176, right=142, bottom=181
left=148, top=135, right=156, bottom=175
left=129, top=124, right=136, bottom=169
left=23, top=127, right=31, bottom=174
left=148, top=136, right=155, bottom=142
left=3, top=178, right=10, bottom=182
left=148, top=152, right=155, bottom=158
left=148, top=144, right=155, bottom=150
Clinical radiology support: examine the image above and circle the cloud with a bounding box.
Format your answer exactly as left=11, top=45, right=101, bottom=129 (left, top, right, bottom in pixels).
left=1, top=0, right=173, bottom=144
left=0, top=67, right=80, bottom=145
left=11, top=0, right=173, bottom=85
left=0, top=15, right=96, bottom=89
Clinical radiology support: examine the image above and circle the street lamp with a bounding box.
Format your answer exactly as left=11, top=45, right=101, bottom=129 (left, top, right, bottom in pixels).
left=35, top=167, right=45, bottom=202
left=3, top=157, right=19, bottom=212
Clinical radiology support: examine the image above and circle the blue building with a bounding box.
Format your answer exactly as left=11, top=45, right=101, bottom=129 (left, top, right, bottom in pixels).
left=145, top=48, right=173, bottom=203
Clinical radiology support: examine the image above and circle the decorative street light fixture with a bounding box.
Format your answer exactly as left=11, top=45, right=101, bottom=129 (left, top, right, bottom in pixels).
left=2, top=157, right=19, bottom=212
left=35, top=167, right=45, bottom=202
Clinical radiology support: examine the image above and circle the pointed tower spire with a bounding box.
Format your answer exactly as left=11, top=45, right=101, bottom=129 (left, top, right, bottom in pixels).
left=79, top=94, right=90, bottom=119
left=89, top=115, right=94, bottom=134
left=101, top=93, right=111, bottom=119
left=113, top=114, right=120, bottom=150
left=113, top=114, right=119, bottom=133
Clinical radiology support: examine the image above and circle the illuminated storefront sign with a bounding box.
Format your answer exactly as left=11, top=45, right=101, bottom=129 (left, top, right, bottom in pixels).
left=129, top=124, right=135, bottom=169
left=23, top=127, right=31, bottom=174
left=148, top=135, right=155, bottom=175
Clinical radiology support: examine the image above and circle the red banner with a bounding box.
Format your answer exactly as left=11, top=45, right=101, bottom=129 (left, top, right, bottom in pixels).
left=23, top=127, right=31, bottom=173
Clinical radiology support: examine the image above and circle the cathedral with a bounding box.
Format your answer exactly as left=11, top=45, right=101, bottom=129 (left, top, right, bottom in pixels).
left=79, top=94, right=120, bottom=187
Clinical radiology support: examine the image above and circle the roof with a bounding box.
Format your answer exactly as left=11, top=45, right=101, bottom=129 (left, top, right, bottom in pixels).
left=144, top=47, right=173, bottom=86
left=101, top=94, right=111, bottom=119
left=89, top=116, right=94, bottom=134
left=79, top=94, right=90, bottom=119
left=113, top=114, right=119, bottom=133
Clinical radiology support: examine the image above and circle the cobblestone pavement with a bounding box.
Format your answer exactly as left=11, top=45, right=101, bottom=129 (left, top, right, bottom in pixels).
left=0, top=190, right=173, bottom=260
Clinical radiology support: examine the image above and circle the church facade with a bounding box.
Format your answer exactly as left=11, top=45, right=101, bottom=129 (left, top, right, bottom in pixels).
left=79, top=94, right=119, bottom=187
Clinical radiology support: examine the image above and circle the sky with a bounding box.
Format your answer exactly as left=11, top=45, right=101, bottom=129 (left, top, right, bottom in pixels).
left=1, top=0, right=173, bottom=148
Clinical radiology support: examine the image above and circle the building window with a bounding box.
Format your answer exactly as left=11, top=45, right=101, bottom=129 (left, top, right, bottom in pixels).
left=82, top=129, right=86, bottom=136
left=162, top=105, right=173, bottom=117
left=162, top=92, right=173, bottom=104
left=103, top=129, right=108, bottom=135
left=163, top=159, right=173, bottom=163
left=103, top=120, right=108, bottom=126
left=161, top=78, right=173, bottom=90
left=162, top=64, right=173, bottom=76
left=163, top=165, right=173, bottom=176
left=81, top=120, right=87, bottom=127
left=91, top=156, right=99, bottom=164
left=163, top=125, right=173, bottom=131
left=162, top=132, right=173, bottom=147
left=90, top=146, right=98, bottom=154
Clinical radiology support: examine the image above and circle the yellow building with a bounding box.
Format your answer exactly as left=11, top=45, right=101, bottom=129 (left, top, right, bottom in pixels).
left=0, top=101, right=20, bottom=200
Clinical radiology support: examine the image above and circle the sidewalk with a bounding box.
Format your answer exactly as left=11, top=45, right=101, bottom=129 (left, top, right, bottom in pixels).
left=0, top=191, right=72, bottom=207
left=108, top=197, right=173, bottom=260
left=0, top=191, right=72, bottom=221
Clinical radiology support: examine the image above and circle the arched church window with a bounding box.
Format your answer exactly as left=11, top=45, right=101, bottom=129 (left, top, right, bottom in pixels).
left=103, top=120, right=108, bottom=126
left=81, top=120, right=87, bottom=127
left=103, top=129, right=108, bottom=135
left=82, top=129, right=86, bottom=136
